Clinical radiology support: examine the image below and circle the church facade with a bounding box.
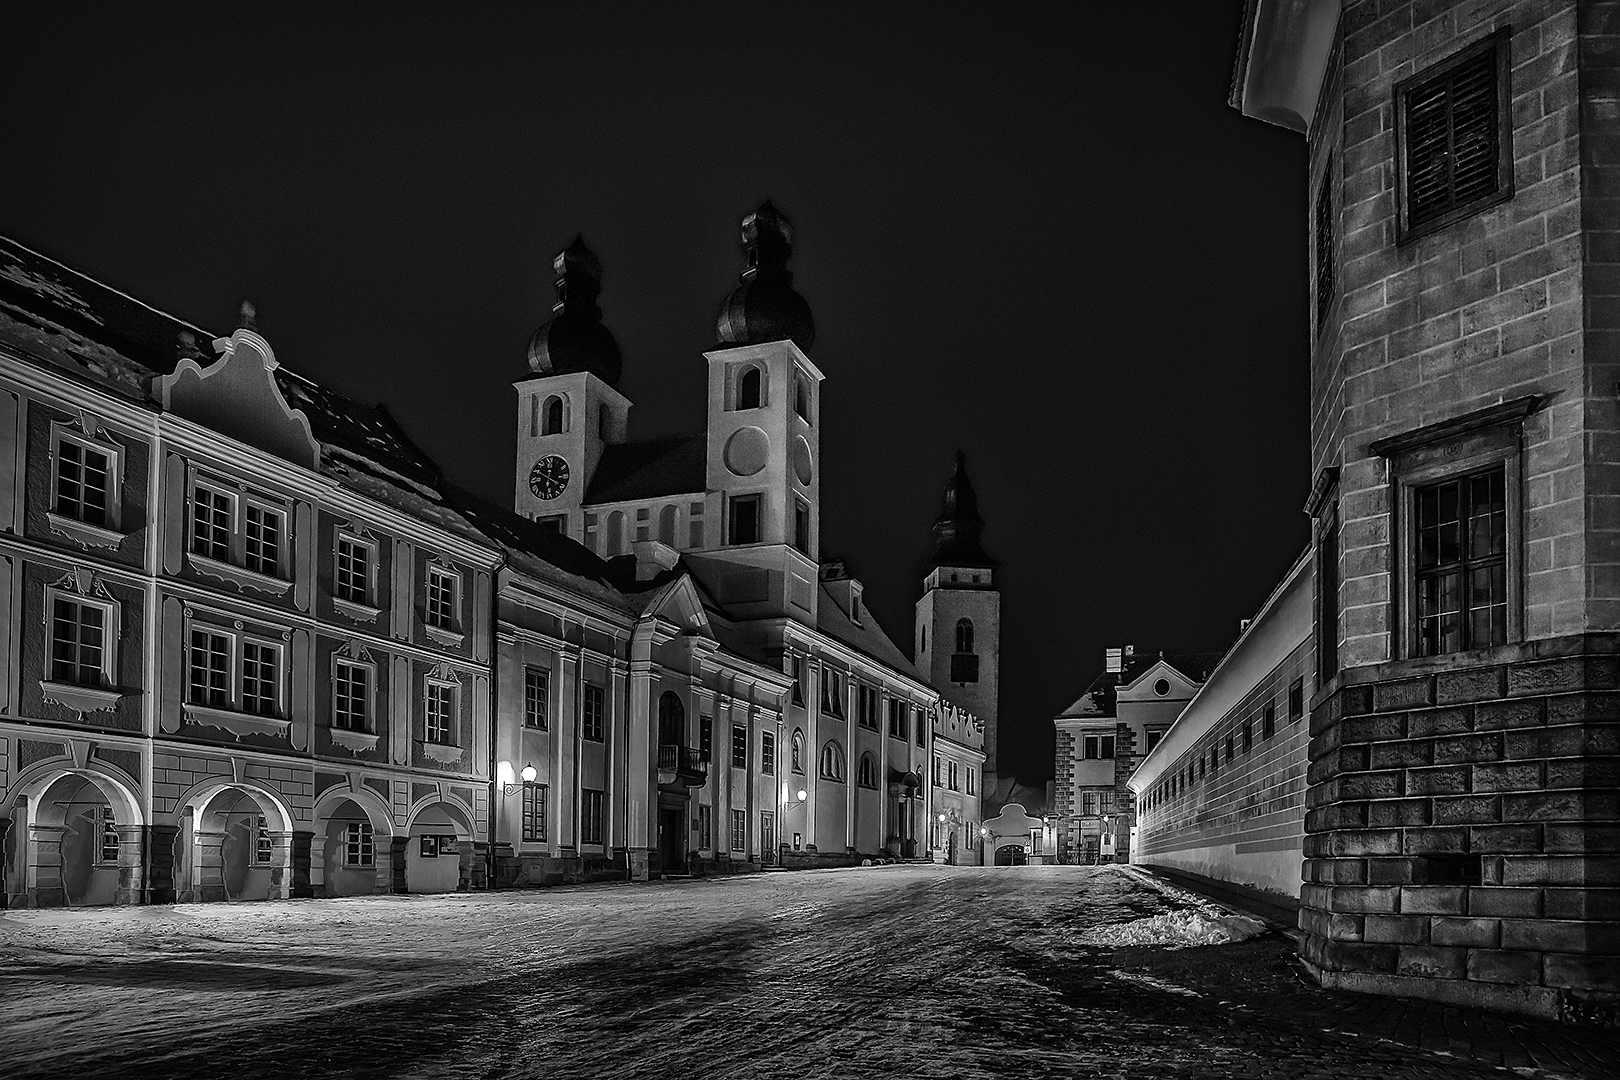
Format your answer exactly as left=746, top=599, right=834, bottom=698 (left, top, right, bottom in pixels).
left=0, top=202, right=987, bottom=906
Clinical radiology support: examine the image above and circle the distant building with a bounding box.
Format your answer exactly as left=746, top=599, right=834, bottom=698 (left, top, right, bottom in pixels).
left=1053, top=648, right=1218, bottom=863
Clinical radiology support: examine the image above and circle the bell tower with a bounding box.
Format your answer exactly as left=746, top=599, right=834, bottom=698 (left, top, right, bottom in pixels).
left=513, top=236, right=631, bottom=538
left=916, top=451, right=1001, bottom=784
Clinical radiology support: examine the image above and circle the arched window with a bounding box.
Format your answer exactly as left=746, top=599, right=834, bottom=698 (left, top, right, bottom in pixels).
left=658, top=691, right=685, bottom=747
left=543, top=395, right=565, bottom=435
left=658, top=504, right=677, bottom=546
left=857, top=752, right=877, bottom=788
left=955, top=618, right=974, bottom=654
left=606, top=511, right=626, bottom=556
left=738, top=366, right=762, bottom=410
left=791, top=730, right=805, bottom=773
left=819, top=740, right=845, bottom=782
left=794, top=372, right=811, bottom=422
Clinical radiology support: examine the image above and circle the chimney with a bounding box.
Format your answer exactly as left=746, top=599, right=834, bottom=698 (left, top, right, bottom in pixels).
left=1105, top=648, right=1123, bottom=674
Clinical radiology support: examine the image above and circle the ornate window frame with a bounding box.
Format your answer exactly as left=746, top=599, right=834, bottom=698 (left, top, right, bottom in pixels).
left=40, top=575, right=122, bottom=718
left=47, top=419, right=125, bottom=549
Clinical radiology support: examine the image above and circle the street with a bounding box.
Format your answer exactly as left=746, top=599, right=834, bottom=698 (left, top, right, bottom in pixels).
left=1, top=864, right=1615, bottom=1079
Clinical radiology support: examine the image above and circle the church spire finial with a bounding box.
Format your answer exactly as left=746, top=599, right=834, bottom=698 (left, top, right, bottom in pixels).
left=929, top=450, right=997, bottom=571
left=526, top=233, right=623, bottom=386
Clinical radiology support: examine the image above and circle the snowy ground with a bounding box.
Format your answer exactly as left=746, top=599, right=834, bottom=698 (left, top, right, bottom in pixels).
left=1, top=864, right=1612, bottom=1079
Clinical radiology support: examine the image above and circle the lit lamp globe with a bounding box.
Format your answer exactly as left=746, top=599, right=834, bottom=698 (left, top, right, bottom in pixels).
left=938, top=813, right=947, bottom=823
left=520, top=763, right=537, bottom=783
left=796, top=788, right=807, bottom=802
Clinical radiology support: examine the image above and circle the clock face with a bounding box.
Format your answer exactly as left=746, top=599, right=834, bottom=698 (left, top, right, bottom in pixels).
left=528, top=455, right=570, bottom=501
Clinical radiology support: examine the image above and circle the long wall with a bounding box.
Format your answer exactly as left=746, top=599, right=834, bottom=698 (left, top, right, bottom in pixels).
left=1131, top=552, right=1314, bottom=899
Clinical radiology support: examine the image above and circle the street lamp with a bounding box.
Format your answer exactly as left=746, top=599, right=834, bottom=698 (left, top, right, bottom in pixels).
left=497, top=759, right=537, bottom=797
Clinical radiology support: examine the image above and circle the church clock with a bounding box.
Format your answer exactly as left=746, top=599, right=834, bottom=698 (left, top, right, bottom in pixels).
left=528, top=455, right=570, bottom=501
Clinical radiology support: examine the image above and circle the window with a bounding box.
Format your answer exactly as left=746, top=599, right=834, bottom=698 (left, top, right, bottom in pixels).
left=244, top=504, right=283, bottom=576
left=730, top=808, right=747, bottom=851
left=241, top=641, right=280, bottom=717
left=1209, top=746, right=1218, bottom=778
left=820, top=741, right=845, bottom=782
left=700, top=716, right=713, bottom=761
left=791, top=729, right=805, bottom=773
left=820, top=668, right=844, bottom=718
left=1081, top=791, right=1098, bottom=816
left=100, top=806, right=120, bottom=863
left=794, top=371, right=811, bottom=423
left=1083, top=734, right=1115, bottom=760
left=54, top=435, right=113, bottom=528
left=537, top=514, right=565, bottom=535
left=794, top=496, right=810, bottom=556
left=187, top=628, right=231, bottom=708
left=521, top=782, right=547, bottom=842
left=790, top=656, right=805, bottom=707
left=635, top=507, right=650, bottom=543
left=525, top=668, right=549, bottom=730
left=933, top=754, right=942, bottom=785
left=1395, top=29, right=1512, bottom=243
left=607, top=511, right=625, bottom=556
left=425, top=566, right=459, bottom=631
left=192, top=485, right=234, bottom=561
left=334, top=659, right=371, bottom=730
left=581, top=789, right=604, bottom=845
left=658, top=504, right=678, bottom=545
left=1262, top=701, right=1276, bottom=741
left=731, top=723, right=748, bottom=770
left=857, top=685, right=879, bottom=729
left=761, top=730, right=775, bottom=775
left=688, top=502, right=705, bottom=550
left=738, top=366, right=762, bottom=410
left=967, top=766, right=975, bottom=795
left=1225, top=734, right=1235, bottom=762
left=729, top=493, right=761, bottom=545
left=1289, top=678, right=1305, bottom=723
left=343, top=821, right=374, bottom=866
left=698, top=804, right=713, bottom=850
left=955, top=619, right=974, bottom=654
left=1101, top=790, right=1115, bottom=814
left=425, top=680, right=457, bottom=744
left=583, top=513, right=599, bottom=552
left=916, top=712, right=926, bottom=747
left=49, top=596, right=108, bottom=687
left=543, top=395, right=565, bottom=435
left=887, top=698, right=908, bottom=740
left=1314, top=155, right=1335, bottom=334
left=659, top=690, right=684, bottom=746
left=858, top=752, right=878, bottom=788
left=948, top=761, right=959, bottom=791
left=255, top=815, right=273, bottom=864
left=1414, top=468, right=1507, bottom=656
left=335, top=535, right=373, bottom=605
left=583, top=684, right=605, bottom=741
left=1146, top=730, right=1163, bottom=752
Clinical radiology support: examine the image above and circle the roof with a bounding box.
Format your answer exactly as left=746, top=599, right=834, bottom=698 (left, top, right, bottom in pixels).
left=441, top=487, right=633, bottom=611
left=1057, top=649, right=1226, bottom=719
left=814, top=583, right=923, bottom=682
left=585, top=434, right=706, bottom=504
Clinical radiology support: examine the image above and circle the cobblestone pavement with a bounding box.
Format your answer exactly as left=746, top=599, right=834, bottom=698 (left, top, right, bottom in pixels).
left=2, top=864, right=1617, bottom=1079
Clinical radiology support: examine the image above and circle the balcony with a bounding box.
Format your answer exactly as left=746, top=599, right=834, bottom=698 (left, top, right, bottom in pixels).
left=658, top=744, right=708, bottom=787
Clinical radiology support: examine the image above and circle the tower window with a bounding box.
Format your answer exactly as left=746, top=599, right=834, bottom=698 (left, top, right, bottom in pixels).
left=1395, top=28, right=1513, bottom=242
left=543, top=395, right=565, bottom=435
left=658, top=504, right=678, bottom=546
left=738, top=366, right=762, bottom=410
left=606, top=511, right=626, bottom=556
left=794, top=372, right=811, bottom=423
left=955, top=618, right=974, bottom=654
left=729, top=494, right=761, bottom=545
left=793, top=496, right=810, bottom=556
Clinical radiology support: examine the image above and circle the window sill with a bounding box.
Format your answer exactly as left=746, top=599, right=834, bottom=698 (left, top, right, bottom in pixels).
left=424, top=625, right=465, bottom=648
left=419, top=740, right=465, bottom=764
left=190, top=554, right=292, bottom=597
left=328, top=727, right=381, bottom=755
left=332, top=597, right=382, bottom=624
left=46, top=513, right=126, bottom=550
left=39, top=680, right=121, bottom=718
left=186, top=704, right=291, bottom=741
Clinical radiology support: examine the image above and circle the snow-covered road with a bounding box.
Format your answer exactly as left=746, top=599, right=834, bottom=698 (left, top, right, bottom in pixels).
left=0, top=864, right=1607, bottom=1079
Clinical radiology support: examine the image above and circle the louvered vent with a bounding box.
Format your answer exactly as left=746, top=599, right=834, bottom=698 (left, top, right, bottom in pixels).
left=1401, top=38, right=1507, bottom=235
left=1315, top=158, right=1335, bottom=334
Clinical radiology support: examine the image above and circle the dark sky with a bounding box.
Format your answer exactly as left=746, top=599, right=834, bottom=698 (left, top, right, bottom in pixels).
left=6, top=3, right=1309, bottom=784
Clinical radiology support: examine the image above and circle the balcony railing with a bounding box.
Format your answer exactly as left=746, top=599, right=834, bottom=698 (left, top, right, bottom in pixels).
left=658, top=744, right=708, bottom=786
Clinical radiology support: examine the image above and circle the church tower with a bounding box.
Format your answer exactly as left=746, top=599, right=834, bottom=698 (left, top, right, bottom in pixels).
left=915, top=452, right=1001, bottom=783
left=513, top=236, right=631, bottom=537
left=690, top=201, right=825, bottom=624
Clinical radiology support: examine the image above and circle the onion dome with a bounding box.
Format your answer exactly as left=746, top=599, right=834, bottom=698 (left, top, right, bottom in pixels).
left=527, top=235, right=623, bottom=387
left=715, top=200, right=815, bottom=351
left=930, top=451, right=998, bottom=570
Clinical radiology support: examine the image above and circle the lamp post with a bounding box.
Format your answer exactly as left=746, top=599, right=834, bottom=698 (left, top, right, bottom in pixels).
left=937, top=808, right=963, bottom=865
left=1100, top=813, right=1115, bottom=863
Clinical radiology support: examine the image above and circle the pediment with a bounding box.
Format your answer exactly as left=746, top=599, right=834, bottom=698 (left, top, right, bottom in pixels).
left=1118, top=659, right=1201, bottom=700
left=156, top=328, right=319, bottom=469
left=644, top=574, right=712, bottom=637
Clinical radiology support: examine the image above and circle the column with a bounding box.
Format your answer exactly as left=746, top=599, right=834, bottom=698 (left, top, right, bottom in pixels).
left=626, top=656, right=654, bottom=879
left=115, top=824, right=146, bottom=906
left=307, top=832, right=328, bottom=895
left=191, top=826, right=228, bottom=903
left=608, top=657, right=628, bottom=868
left=25, top=824, right=67, bottom=907
left=558, top=648, right=579, bottom=855
left=143, top=823, right=181, bottom=904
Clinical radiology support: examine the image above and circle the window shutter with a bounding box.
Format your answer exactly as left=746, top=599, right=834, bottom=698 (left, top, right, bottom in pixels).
left=1403, top=42, right=1503, bottom=232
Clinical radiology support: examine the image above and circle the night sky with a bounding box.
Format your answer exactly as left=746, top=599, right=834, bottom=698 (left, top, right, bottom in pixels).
left=6, top=3, right=1309, bottom=784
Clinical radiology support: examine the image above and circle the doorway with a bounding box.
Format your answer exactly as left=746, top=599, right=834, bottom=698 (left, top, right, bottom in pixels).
left=656, top=804, right=685, bottom=875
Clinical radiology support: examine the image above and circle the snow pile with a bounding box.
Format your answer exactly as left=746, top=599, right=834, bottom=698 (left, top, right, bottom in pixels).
left=1077, top=909, right=1270, bottom=949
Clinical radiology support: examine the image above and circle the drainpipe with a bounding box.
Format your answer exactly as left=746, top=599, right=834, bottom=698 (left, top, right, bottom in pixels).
left=486, top=569, right=501, bottom=892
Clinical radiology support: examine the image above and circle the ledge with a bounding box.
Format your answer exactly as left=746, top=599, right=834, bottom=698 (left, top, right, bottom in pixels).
left=327, top=726, right=381, bottom=755
left=332, top=597, right=382, bottom=624
left=39, top=680, right=122, bottom=717
left=185, top=704, right=292, bottom=741
left=1368, top=396, right=1543, bottom=458
left=419, top=740, right=464, bottom=764
left=190, top=554, right=292, bottom=597
left=45, top=513, right=126, bottom=550
left=425, top=625, right=465, bottom=648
